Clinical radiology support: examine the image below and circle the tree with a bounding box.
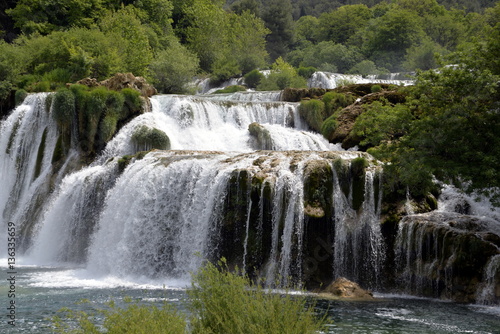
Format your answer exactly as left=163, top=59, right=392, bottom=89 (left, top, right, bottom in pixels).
left=7, top=0, right=106, bottom=35
left=316, top=5, right=372, bottom=45
left=261, top=0, right=295, bottom=61
left=149, top=38, right=199, bottom=93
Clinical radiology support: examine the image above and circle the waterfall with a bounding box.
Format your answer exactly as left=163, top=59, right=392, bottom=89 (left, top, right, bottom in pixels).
left=1, top=91, right=385, bottom=293
left=308, top=71, right=413, bottom=89
left=0, top=94, right=77, bottom=254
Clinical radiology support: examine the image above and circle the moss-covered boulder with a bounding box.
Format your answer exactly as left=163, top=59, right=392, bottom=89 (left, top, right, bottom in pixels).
left=248, top=122, right=273, bottom=150
left=318, top=277, right=375, bottom=300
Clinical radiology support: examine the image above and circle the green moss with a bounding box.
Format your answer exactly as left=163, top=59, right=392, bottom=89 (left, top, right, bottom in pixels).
left=298, top=99, right=325, bottom=132
left=34, top=128, right=47, bottom=180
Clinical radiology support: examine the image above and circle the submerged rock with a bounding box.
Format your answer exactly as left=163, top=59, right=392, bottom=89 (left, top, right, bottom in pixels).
left=318, top=277, right=375, bottom=300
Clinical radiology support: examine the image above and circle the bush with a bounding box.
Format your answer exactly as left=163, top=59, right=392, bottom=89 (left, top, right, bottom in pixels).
left=297, top=66, right=317, bottom=79
left=15, top=89, right=28, bottom=106
left=188, top=259, right=326, bottom=334
left=257, top=58, right=307, bottom=91
left=52, top=89, right=76, bottom=131
left=132, top=125, right=170, bottom=151
left=244, top=69, right=264, bottom=88
left=371, top=85, right=382, bottom=93
left=53, top=299, right=187, bottom=334
left=298, top=99, right=326, bottom=132
left=322, top=92, right=352, bottom=117
left=121, top=88, right=142, bottom=116
left=321, top=114, right=338, bottom=141
left=53, top=259, right=325, bottom=334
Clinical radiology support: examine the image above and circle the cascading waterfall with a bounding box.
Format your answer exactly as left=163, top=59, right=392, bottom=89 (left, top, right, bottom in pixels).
left=0, top=94, right=78, bottom=254
left=308, top=71, right=413, bottom=89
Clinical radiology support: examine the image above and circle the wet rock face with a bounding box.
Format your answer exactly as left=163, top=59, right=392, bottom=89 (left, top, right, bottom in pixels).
left=395, top=212, right=500, bottom=303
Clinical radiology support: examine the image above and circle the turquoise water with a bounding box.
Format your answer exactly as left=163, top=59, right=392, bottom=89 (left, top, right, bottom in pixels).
left=1, top=264, right=500, bottom=333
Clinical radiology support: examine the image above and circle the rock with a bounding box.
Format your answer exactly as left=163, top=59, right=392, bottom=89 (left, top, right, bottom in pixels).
left=395, top=212, right=500, bottom=303
left=248, top=122, right=273, bottom=150
left=100, top=73, right=157, bottom=97
left=319, top=277, right=375, bottom=300
left=76, top=73, right=157, bottom=97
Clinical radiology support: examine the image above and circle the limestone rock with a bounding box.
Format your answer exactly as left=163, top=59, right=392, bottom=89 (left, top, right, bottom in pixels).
left=100, top=73, right=157, bottom=97
left=319, top=277, right=374, bottom=300
left=76, top=73, right=157, bottom=97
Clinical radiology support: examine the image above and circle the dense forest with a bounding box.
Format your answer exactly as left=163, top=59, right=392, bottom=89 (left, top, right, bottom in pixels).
left=0, top=0, right=499, bottom=202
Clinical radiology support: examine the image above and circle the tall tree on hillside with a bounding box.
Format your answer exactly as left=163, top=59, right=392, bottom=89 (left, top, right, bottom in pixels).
left=262, top=0, right=295, bottom=61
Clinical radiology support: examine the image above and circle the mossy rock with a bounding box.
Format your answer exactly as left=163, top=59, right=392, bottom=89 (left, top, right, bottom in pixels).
left=303, top=160, right=333, bottom=218
left=132, top=125, right=171, bottom=151
left=248, top=122, right=273, bottom=150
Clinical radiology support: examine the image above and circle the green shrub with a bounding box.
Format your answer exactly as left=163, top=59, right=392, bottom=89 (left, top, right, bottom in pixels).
left=322, top=92, right=352, bottom=117
left=297, top=66, right=317, bottom=79
left=52, top=89, right=76, bottom=131
left=244, top=69, right=264, bottom=88
left=257, top=58, right=308, bottom=91
left=121, top=88, right=142, bottom=117
left=132, top=126, right=170, bottom=151
left=52, top=299, right=187, bottom=334
left=321, top=114, right=338, bottom=141
left=15, top=89, right=28, bottom=106
left=188, top=259, right=326, bottom=334
left=371, top=84, right=382, bottom=93
left=298, top=99, right=325, bottom=132
left=99, top=114, right=118, bottom=143
left=213, top=85, right=247, bottom=94
left=53, top=259, right=325, bottom=334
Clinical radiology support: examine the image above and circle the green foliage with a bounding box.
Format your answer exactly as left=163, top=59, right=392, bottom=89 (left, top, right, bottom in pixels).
left=52, top=300, right=187, bottom=334
left=188, top=259, right=326, bottom=334
left=322, top=92, right=352, bottom=116
left=15, top=89, right=27, bottom=106
left=296, top=41, right=363, bottom=73
left=297, top=66, right=317, bottom=79
left=132, top=126, right=171, bottom=151
left=52, top=89, right=76, bottom=131
left=371, top=85, right=382, bottom=93
left=213, top=85, right=247, bottom=94
left=121, top=88, right=142, bottom=117
left=257, top=57, right=307, bottom=90
left=320, top=114, right=337, bottom=141
left=0, top=80, right=12, bottom=105
left=353, top=100, right=412, bottom=148
left=53, top=259, right=325, bottom=334
left=298, top=99, right=325, bottom=132
left=261, top=0, right=295, bottom=61
left=244, top=69, right=264, bottom=88
left=316, top=4, right=372, bottom=44
left=150, top=39, right=199, bottom=94
left=348, top=60, right=388, bottom=76
left=7, top=0, right=106, bottom=35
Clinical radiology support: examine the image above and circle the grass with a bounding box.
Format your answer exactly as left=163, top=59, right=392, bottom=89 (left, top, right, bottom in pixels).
left=53, top=259, right=326, bottom=334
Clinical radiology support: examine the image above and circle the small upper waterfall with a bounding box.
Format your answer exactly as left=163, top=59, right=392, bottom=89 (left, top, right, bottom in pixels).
left=308, top=71, right=414, bottom=89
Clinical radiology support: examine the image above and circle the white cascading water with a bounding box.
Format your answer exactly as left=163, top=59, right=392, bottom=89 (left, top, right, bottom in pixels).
left=1, top=91, right=385, bottom=291
left=0, top=94, right=70, bottom=255
left=308, top=71, right=413, bottom=89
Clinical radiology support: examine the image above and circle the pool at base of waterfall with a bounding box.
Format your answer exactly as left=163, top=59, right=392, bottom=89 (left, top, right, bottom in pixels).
left=2, top=265, right=499, bottom=333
